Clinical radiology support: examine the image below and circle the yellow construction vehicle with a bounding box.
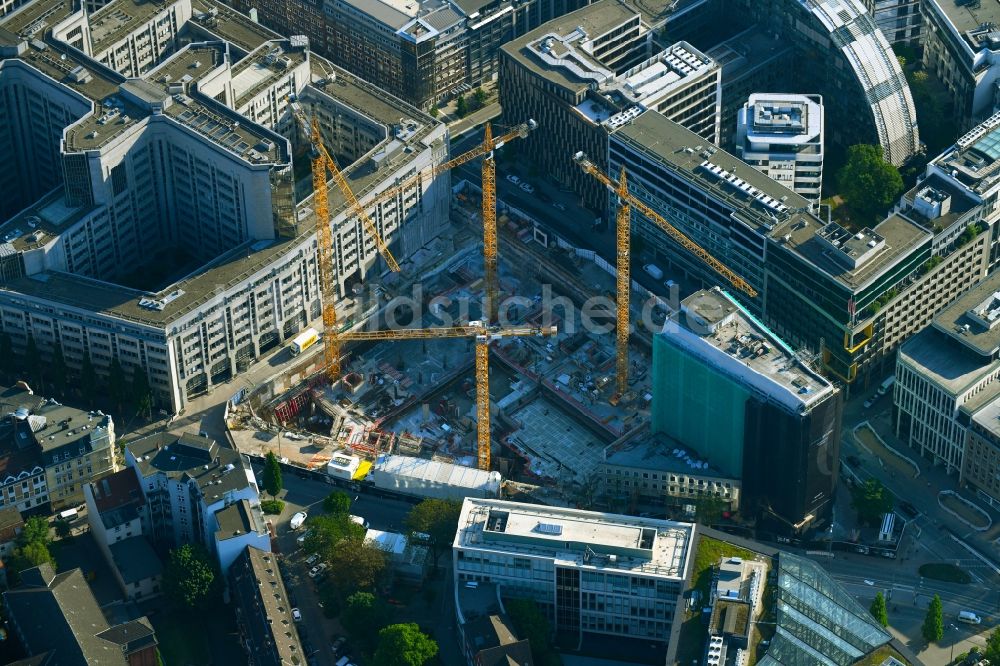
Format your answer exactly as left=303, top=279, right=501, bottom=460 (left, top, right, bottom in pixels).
left=573, top=151, right=757, bottom=396
left=340, top=321, right=556, bottom=470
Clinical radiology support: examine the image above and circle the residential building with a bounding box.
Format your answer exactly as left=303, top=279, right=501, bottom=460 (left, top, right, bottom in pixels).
left=453, top=498, right=694, bottom=648
left=0, top=385, right=115, bottom=511
left=962, top=394, right=1000, bottom=509
left=228, top=545, right=304, bottom=666
left=455, top=582, right=532, bottom=666
left=124, top=431, right=268, bottom=574
left=895, top=274, right=1000, bottom=479
left=500, top=0, right=721, bottom=211
left=608, top=110, right=990, bottom=387
left=0, top=388, right=49, bottom=515
left=0, top=0, right=451, bottom=414
left=4, top=563, right=159, bottom=666
left=652, top=288, right=842, bottom=533
left=84, top=469, right=163, bottom=601
left=601, top=429, right=742, bottom=512
left=0, top=505, right=23, bottom=559
left=920, top=0, right=1000, bottom=129
left=735, top=94, right=823, bottom=203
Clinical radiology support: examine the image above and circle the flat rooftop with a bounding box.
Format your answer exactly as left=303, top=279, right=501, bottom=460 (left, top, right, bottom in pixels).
left=88, top=0, right=179, bottom=55
left=603, top=432, right=738, bottom=480
left=612, top=110, right=809, bottom=233
left=0, top=190, right=96, bottom=253
left=231, top=40, right=308, bottom=107
left=932, top=112, right=1000, bottom=195
left=743, top=93, right=822, bottom=145
left=669, top=287, right=835, bottom=411
left=456, top=498, right=693, bottom=579
left=899, top=326, right=999, bottom=396
left=780, top=212, right=931, bottom=291
left=969, top=391, right=1000, bottom=438
left=190, top=0, right=277, bottom=52
left=215, top=498, right=262, bottom=541
left=931, top=271, right=1000, bottom=356
left=706, top=25, right=792, bottom=84
left=502, top=0, right=642, bottom=93
left=923, top=0, right=1000, bottom=48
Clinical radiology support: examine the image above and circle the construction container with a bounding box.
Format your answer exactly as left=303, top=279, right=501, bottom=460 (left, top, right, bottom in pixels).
left=366, top=454, right=501, bottom=501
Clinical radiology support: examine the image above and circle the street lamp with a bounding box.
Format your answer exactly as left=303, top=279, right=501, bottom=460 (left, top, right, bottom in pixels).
left=949, top=623, right=958, bottom=665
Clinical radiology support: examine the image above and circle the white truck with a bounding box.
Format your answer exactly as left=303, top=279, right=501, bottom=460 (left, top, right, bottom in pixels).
left=365, top=454, right=502, bottom=501
left=643, top=264, right=664, bottom=281
left=876, top=375, right=895, bottom=397
left=289, top=327, right=320, bottom=356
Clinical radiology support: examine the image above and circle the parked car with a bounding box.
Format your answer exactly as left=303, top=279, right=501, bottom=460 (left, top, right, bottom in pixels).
left=505, top=174, right=520, bottom=185
left=552, top=202, right=567, bottom=211
left=519, top=182, right=535, bottom=193
left=292, top=608, right=302, bottom=622
left=305, top=553, right=320, bottom=566
left=297, top=529, right=314, bottom=546
left=863, top=396, right=877, bottom=409
left=290, top=512, right=308, bottom=530
left=308, top=563, right=328, bottom=578
left=331, top=636, right=347, bottom=655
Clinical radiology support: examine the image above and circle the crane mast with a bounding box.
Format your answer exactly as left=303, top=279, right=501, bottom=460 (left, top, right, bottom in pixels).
left=574, top=151, right=757, bottom=397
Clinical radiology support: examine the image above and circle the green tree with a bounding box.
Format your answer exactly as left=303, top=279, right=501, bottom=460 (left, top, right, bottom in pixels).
left=405, top=498, right=461, bottom=568
left=429, top=105, right=439, bottom=118
left=0, top=332, right=12, bottom=377
left=53, top=519, right=72, bottom=539
left=327, top=537, right=387, bottom=597
left=695, top=496, right=726, bottom=526
left=984, top=626, right=1000, bottom=662
left=922, top=593, right=944, bottom=643
left=341, top=591, right=394, bottom=653
left=19, top=516, right=51, bottom=547
left=323, top=490, right=352, bottom=515
left=870, top=591, right=888, bottom=627
left=51, top=344, right=68, bottom=393
left=131, top=366, right=154, bottom=418
left=80, top=353, right=97, bottom=406
left=850, top=478, right=894, bottom=526
left=302, top=513, right=364, bottom=556
left=837, top=144, right=903, bottom=223
left=10, top=541, right=54, bottom=578
left=473, top=87, right=488, bottom=108
left=164, top=544, right=218, bottom=608
left=373, top=623, right=438, bottom=666
left=261, top=451, right=283, bottom=499
left=108, top=358, right=127, bottom=410
left=455, top=95, right=468, bottom=118
left=506, top=599, right=560, bottom=666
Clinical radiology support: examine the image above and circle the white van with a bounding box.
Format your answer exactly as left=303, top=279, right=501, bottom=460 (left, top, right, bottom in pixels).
left=349, top=515, right=369, bottom=530
left=58, top=508, right=79, bottom=522
left=958, top=610, right=982, bottom=624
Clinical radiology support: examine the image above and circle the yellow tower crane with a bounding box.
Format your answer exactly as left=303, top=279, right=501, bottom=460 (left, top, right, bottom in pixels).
left=573, top=151, right=758, bottom=396
left=293, top=109, right=403, bottom=380
left=359, top=120, right=537, bottom=321
left=339, top=321, right=556, bottom=470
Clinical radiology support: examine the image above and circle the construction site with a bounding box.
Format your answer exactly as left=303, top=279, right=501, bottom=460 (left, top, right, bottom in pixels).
left=226, top=119, right=750, bottom=507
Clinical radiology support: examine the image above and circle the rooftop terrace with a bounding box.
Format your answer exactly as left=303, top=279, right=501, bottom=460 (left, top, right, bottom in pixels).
left=88, top=0, right=184, bottom=55
left=932, top=270, right=1000, bottom=356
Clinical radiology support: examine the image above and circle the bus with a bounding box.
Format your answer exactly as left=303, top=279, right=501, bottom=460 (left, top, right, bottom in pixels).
left=289, top=328, right=319, bottom=356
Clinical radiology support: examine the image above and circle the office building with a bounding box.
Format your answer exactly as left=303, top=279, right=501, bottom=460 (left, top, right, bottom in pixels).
left=500, top=0, right=720, bottom=211
left=895, top=274, right=1000, bottom=480
left=0, top=0, right=451, bottom=414
left=0, top=385, right=116, bottom=512
left=453, top=498, right=693, bottom=648
left=861, top=0, right=922, bottom=45
left=735, top=94, right=823, bottom=203
left=652, top=288, right=841, bottom=533
left=229, top=545, right=305, bottom=666
left=963, top=393, right=1000, bottom=510
left=609, top=110, right=990, bottom=386
left=704, top=27, right=793, bottom=151
left=601, top=430, right=742, bottom=512
left=4, top=563, right=159, bottom=666
left=920, top=0, right=1000, bottom=129
left=124, top=431, right=269, bottom=573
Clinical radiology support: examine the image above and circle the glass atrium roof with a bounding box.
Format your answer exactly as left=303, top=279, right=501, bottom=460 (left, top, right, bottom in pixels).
left=757, top=553, right=892, bottom=666
left=972, top=127, right=1000, bottom=161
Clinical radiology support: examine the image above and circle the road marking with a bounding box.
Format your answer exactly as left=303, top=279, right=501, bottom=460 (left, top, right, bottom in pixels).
left=950, top=535, right=1000, bottom=575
